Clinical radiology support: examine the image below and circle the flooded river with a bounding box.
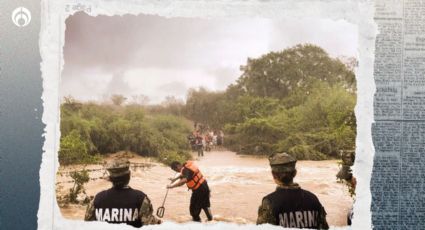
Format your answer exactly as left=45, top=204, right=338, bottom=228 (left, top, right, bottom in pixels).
left=57, top=150, right=353, bottom=226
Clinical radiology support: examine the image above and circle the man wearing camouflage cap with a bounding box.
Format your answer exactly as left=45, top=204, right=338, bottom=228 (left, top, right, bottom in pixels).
left=257, top=153, right=329, bottom=229
left=84, top=158, right=161, bottom=227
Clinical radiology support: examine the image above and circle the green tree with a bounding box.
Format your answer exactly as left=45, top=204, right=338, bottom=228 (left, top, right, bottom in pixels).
left=237, top=44, right=355, bottom=102
left=185, top=88, right=225, bottom=129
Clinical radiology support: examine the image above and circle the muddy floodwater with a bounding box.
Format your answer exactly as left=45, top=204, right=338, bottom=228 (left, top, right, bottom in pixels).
left=57, top=150, right=353, bottom=226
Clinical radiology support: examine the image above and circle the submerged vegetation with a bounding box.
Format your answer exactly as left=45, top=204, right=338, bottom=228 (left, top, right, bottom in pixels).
left=59, top=44, right=356, bottom=164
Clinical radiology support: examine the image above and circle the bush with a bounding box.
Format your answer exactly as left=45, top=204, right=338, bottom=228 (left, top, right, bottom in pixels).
left=286, top=145, right=328, bottom=160
left=222, top=82, right=356, bottom=159
left=158, top=150, right=192, bottom=166
left=68, top=169, right=90, bottom=203
left=59, top=130, right=100, bottom=165
left=60, top=102, right=192, bottom=165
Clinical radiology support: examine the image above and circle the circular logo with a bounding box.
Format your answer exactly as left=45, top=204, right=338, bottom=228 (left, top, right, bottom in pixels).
left=12, top=7, right=31, bottom=27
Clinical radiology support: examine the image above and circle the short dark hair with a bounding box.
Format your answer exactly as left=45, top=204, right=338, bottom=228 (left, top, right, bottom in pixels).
left=110, top=172, right=130, bottom=189
left=170, top=161, right=181, bottom=171
left=272, top=170, right=296, bottom=185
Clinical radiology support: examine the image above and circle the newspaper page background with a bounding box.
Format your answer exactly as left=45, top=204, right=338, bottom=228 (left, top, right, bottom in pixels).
left=372, top=0, right=425, bottom=229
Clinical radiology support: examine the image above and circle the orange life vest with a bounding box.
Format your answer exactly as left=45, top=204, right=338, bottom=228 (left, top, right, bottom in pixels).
left=181, top=161, right=205, bottom=190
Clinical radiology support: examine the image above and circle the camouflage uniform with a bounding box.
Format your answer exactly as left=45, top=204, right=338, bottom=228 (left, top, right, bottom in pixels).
left=84, top=159, right=161, bottom=227
left=257, top=153, right=329, bottom=229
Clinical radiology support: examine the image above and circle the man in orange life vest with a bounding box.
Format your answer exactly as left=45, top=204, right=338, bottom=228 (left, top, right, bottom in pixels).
left=167, top=160, right=213, bottom=222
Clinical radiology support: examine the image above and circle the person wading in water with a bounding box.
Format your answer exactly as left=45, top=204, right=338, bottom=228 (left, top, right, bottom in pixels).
left=167, top=160, right=213, bottom=222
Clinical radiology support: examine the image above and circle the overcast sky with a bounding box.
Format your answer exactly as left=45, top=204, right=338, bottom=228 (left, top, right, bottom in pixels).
left=61, top=12, right=358, bottom=104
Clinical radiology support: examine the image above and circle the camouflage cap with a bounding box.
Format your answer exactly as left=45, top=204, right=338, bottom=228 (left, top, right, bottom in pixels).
left=268, top=152, right=297, bottom=172
left=106, top=158, right=130, bottom=178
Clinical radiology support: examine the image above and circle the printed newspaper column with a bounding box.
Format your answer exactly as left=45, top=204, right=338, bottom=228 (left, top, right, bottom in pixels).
left=372, top=0, right=403, bottom=229
left=400, top=0, right=425, bottom=226
left=373, top=0, right=425, bottom=229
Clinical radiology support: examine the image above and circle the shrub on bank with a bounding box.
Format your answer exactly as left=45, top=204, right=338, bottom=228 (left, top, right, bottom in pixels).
left=158, top=150, right=192, bottom=166
left=60, top=102, right=192, bottom=165
left=59, top=130, right=101, bottom=165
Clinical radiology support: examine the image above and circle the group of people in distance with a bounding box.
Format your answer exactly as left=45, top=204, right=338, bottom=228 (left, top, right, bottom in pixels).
left=188, top=129, right=224, bottom=157
left=85, top=153, right=329, bottom=229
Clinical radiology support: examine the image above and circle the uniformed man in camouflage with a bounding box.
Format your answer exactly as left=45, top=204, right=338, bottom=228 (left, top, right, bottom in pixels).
left=257, top=153, right=329, bottom=229
left=84, top=158, right=161, bottom=227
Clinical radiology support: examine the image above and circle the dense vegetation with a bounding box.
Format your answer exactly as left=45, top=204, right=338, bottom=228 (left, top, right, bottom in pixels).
left=59, top=44, right=356, bottom=164
left=59, top=99, right=192, bottom=165
left=185, top=44, right=356, bottom=159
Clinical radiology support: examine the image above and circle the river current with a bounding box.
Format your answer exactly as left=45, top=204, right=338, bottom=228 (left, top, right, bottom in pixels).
left=57, top=150, right=353, bottom=226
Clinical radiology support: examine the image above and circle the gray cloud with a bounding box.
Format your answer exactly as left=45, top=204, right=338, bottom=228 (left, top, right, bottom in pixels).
left=61, top=13, right=358, bottom=103
left=63, top=12, right=248, bottom=73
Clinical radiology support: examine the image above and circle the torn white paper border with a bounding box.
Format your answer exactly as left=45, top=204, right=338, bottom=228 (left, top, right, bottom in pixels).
left=38, top=0, right=376, bottom=229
